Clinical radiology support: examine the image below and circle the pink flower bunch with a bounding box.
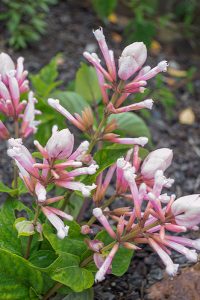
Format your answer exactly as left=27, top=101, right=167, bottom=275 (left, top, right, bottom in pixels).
left=47, top=28, right=168, bottom=149
left=87, top=147, right=200, bottom=282
left=0, top=53, right=40, bottom=140
left=7, top=127, right=98, bottom=238
left=83, top=27, right=167, bottom=110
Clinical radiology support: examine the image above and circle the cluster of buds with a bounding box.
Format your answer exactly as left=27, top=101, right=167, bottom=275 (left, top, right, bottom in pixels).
left=83, top=27, right=167, bottom=109
left=47, top=28, right=168, bottom=149
left=7, top=127, right=99, bottom=238
left=84, top=147, right=200, bottom=282
left=0, top=53, right=40, bottom=140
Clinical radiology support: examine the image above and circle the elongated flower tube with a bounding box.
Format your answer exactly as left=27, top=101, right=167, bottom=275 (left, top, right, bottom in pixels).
left=95, top=243, right=119, bottom=282
left=20, top=92, right=41, bottom=138
left=0, top=120, right=10, bottom=140
left=41, top=206, right=70, bottom=239
left=148, top=238, right=179, bottom=276
left=103, top=134, right=148, bottom=147
left=93, top=208, right=116, bottom=239
left=171, top=194, right=200, bottom=228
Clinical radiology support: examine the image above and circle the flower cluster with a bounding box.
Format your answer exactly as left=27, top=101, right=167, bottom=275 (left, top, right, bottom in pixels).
left=48, top=28, right=168, bottom=148
left=0, top=53, right=40, bottom=140
left=7, top=127, right=98, bottom=238
left=84, top=147, right=200, bottom=282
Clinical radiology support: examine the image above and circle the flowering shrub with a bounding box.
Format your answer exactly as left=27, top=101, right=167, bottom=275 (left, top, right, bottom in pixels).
left=0, top=28, right=199, bottom=299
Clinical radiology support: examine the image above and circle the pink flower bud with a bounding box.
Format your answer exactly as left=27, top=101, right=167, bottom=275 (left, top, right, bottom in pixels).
left=35, top=182, right=46, bottom=202
left=85, top=239, right=104, bottom=252
left=0, top=120, right=10, bottom=140
left=81, top=225, right=93, bottom=235
left=118, top=42, right=147, bottom=80
left=141, top=148, right=173, bottom=179
left=46, top=128, right=74, bottom=160
left=171, top=194, right=200, bottom=228
left=0, top=53, right=15, bottom=80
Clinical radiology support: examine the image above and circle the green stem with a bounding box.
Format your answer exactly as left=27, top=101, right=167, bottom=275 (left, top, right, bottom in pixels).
left=43, top=282, right=63, bottom=300
left=87, top=112, right=109, bottom=154
left=24, top=204, right=40, bottom=259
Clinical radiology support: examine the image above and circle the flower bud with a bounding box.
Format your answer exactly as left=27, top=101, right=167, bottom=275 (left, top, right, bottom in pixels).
left=141, top=148, right=173, bottom=179
left=171, top=194, right=200, bottom=228
left=0, top=52, right=15, bottom=79
left=46, top=128, right=74, bottom=159
left=118, top=42, right=147, bottom=80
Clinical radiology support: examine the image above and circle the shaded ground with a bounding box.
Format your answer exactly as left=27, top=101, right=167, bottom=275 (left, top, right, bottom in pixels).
left=0, top=0, right=200, bottom=299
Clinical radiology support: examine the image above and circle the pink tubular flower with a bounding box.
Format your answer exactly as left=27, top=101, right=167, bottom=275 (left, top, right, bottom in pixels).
left=95, top=243, right=119, bottom=282
left=20, top=92, right=41, bottom=138
left=171, top=194, right=200, bottom=228
left=41, top=206, right=70, bottom=239
left=148, top=238, right=179, bottom=276
left=103, top=135, right=148, bottom=147
left=141, top=148, right=173, bottom=180
left=48, top=98, right=86, bottom=131
left=93, top=208, right=116, bottom=239
left=0, top=120, right=10, bottom=140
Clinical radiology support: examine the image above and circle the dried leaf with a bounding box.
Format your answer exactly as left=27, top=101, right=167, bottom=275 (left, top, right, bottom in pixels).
left=150, top=40, right=161, bottom=55
left=167, top=67, right=187, bottom=78
left=111, top=32, right=122, bottom=43
left=179, top=108, right=195, bottom=125
left=108, top=13, right=118, bottom=23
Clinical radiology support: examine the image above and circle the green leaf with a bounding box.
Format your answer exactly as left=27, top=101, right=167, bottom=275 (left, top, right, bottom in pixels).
left=109, top=112, right=151, bottom=140
left=30, top=55, right=61, bottom=98
left=95, top=230, right=134, bottom=276
left=0, top=181, right=18, bottom=196
left=92, top=0, right=117, bottom=20
left=43, top=222, right=87, bottom=257
left=29, top=250, right=57, bottom=268
left=63, top=288, right=94, bottom=300
left=0, top=248, right=43, bottom=298
left=0, top=199, right=33, bottom=255
left=75, top=63, right=101, bottom=103
left=46, top=252, right=94, bottom=292
left=52, top=91, right=88, bottom=115
left=14, top=217, right=35, bottom=237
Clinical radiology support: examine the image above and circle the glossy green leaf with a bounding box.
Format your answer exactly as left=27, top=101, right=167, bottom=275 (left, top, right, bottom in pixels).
left=63, top=288, right=94, bottom=300
left=0, top=248, right=43, bottom=298
left=43, top=222, right=87, bottom=256
left=47, top=252, right=94, bottom=292
left=29, top=250, right=57, bottom=268
left=75, top=63, right=101, bottom=103
left=0, top=199, right=33, bottom=255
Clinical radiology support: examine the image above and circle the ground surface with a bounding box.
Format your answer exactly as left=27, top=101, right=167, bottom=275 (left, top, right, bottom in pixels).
left=0, top=0, right=200, bottom=299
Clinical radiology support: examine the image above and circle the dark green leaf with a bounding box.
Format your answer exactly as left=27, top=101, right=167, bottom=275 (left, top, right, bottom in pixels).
left=43, top=222, right=87, bottom=256
left=46, top=252, right=94, bottom=292
left=0, top=248, right=43, bottom=298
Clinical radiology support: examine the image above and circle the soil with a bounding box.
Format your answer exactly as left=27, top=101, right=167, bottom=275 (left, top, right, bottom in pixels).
left=0, top=0, right=200, bottom=299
